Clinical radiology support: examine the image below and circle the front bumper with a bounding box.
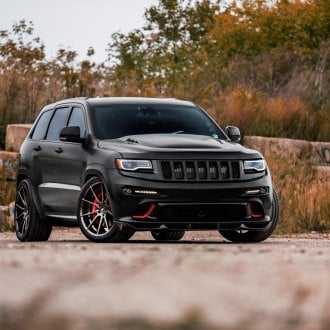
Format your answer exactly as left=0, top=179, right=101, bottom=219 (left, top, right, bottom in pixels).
left=115, top=200, right=271, bottom=231
left=106, top=169, right=273, bottom=232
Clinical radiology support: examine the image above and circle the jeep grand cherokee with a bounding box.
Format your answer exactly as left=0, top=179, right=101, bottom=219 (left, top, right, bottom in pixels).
left=15, top=97, right=279, bottom=243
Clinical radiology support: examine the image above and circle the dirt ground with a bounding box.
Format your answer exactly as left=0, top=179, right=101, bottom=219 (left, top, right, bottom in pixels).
left=0, top=228, right=329, bottom=330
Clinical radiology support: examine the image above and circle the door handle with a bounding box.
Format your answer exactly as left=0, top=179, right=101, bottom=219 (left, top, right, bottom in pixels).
left=54, top=147, right=63, bottom=154
left=34, top=145, right=42, bottom=151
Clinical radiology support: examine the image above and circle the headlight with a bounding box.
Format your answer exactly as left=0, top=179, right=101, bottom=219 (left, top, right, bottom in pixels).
left=244, top=160, right=266, bottom=173
left=116, top=159, right=153, bottom=171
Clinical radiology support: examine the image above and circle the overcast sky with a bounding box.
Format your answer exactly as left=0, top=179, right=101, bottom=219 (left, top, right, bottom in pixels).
left=1, top=0, right=158, bottom=63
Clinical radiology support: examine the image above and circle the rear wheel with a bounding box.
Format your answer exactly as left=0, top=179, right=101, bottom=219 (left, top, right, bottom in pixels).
left=151, top=230, right=185, bottom=241
left=78, top=177, right=134, bottom=242
left=219, top=189, right=280, bottom=243
left=15, top=179, right=52, bottom=242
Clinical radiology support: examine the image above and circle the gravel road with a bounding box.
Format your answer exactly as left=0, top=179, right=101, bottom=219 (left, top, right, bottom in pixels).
left=0, top=228, right=329, bottom=330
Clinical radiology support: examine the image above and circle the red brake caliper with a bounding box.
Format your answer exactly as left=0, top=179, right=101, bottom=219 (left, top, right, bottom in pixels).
left=91, top=193, right=102, bottom=224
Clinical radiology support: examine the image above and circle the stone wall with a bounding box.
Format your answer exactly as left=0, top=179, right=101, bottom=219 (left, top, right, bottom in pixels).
left=244, top=136, right=330, bottom=166
left=5, top=124, right=32, bottom=152
left=0, top=124, right=30, bottom=225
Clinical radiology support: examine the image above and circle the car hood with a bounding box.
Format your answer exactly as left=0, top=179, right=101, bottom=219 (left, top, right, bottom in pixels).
left=98, top=134, right=262, bottom=159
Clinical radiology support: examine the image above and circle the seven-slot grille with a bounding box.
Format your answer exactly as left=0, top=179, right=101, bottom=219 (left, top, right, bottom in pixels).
left=160, top=160, right=241, bottom=181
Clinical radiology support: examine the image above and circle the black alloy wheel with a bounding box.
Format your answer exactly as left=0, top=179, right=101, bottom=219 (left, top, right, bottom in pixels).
left=15, top=179, right=52, bottom=242
left=219, top=189, right=280, bottom=243
left=78, top=177, right=134, bottom=242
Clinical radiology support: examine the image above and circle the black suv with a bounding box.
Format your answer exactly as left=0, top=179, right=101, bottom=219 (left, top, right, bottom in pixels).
left=15, top=97, right=279, bottom=243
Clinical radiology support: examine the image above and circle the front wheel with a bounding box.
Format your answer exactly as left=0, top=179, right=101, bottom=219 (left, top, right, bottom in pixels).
left=15, top=179, right=52, bottom=242
left=219, top=188, right=280, bottom=243
left=78, top=177, right=134, bottom=242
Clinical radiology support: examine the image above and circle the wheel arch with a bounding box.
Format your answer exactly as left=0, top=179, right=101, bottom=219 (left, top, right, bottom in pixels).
left=83, top=168, right=107, bottom=184
left=83, top=162, right=113, bottom=186
left=17, top=173, right=28, bottom=187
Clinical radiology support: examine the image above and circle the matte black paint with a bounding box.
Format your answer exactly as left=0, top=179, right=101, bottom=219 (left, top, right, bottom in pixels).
left=18, top=97, right=275, bottom=231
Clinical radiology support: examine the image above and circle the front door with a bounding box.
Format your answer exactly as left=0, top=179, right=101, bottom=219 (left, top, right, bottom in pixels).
left=37, top=106, right=87, bottom=217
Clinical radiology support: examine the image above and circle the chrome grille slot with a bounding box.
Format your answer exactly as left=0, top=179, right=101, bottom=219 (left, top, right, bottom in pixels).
left=231, top=161, right=240, bottom=179
left=185, top=161, right=196, bottom=179
left=220, top=162, right=229, bottom=179
left=173, top=162, right=184, bottom=179
left=197, top=161, right=207, bottom=179
left=209, top=161, right=219, bottom=179
left=161, top=161, right=172, bottom=179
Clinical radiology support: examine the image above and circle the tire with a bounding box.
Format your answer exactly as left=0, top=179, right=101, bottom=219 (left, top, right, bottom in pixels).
left=219, top=188, right=280, bottom=243
left=151, top=230, right=185, bottom=241
left=15, top=179, right=52, bottom=242
left=78, top=177, right=134, bottom=242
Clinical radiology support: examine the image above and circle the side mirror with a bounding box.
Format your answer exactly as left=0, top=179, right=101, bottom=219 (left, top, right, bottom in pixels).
left=226, top=126, right=241, bottom=142
left=60, top=126, right=85, bottom=143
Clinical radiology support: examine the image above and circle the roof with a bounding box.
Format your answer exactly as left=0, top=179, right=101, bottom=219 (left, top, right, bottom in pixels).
left=86, top=97, right=194, bottom=107
left=41, top=97, right=195, bottom=113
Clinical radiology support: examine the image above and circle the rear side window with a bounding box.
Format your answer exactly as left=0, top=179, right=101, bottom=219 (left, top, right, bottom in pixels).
left=46, top=107, right=70, bottom=141
left=67, top=107, right=86, bottom=137
left=31, top=109, right=54, bottom=140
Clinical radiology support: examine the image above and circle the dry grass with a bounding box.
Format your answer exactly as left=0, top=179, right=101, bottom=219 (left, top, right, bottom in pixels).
left=215, top=87, right=330, bottom=141
left=0, top=162, right=16, bottom=206
left=267, top=156, right=329, bottom=234
left=0, top=168, right=16, bottom=231
left=0, top=153, right=329, bottom=234
left=0, top=180, right=16, bottom=206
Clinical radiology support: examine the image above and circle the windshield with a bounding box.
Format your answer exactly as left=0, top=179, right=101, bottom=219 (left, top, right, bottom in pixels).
left=90, top=104, right=225, bottom=140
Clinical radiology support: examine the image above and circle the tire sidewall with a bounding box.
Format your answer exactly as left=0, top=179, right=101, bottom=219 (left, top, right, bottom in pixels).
left=15, top=179, right=34, bottom=241
left=219, top=188, right=280, bottom=243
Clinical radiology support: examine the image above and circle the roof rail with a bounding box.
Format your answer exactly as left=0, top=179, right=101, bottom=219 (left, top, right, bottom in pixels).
left=60, top=97, right=89, bottom=101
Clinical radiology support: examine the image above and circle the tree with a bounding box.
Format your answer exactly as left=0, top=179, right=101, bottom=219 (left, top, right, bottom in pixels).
left=0, top=20, right=46, bottom=146
left=108, top=0, right=220, bottom=96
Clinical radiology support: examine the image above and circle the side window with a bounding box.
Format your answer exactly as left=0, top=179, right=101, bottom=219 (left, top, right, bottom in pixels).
left=31, top=110, right=54, bottom=140
left=67, top=107, right=86, bottom=137
left=46, top=107, right=70, bottom=141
